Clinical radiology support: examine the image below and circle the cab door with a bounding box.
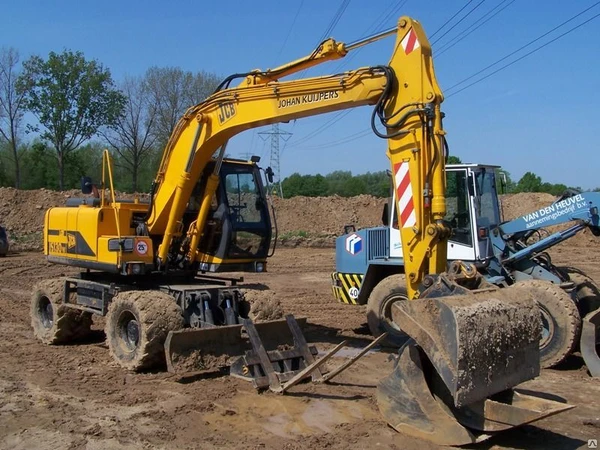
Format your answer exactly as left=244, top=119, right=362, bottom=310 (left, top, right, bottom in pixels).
left=445, top=168, right=477, bottom=261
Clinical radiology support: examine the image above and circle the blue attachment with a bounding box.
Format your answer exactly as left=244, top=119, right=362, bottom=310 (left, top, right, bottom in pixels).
left=502, top=223, right=586, bottom=264
left=500, top=192, right=600, bottom=235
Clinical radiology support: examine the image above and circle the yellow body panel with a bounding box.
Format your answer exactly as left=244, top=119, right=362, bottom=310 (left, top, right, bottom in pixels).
left=45, top=202, right=153, bottom=271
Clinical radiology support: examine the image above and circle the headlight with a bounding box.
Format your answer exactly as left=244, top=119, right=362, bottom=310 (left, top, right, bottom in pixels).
left=256, top=262, right=264, bottom=272
left=108, top=238, right=134, bottom=252
left=126, top=263, right=144, bottom=275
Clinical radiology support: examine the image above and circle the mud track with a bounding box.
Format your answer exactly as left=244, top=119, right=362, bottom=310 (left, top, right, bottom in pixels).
left=0, top=247, right=599, bottom=450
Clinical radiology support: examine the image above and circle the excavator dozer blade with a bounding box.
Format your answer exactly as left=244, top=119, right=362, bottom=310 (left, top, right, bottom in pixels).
left=377, top=343, right=574, bottom=446
left=390, top=288, right=541, bottom=407
left=164, top=317, right=307, bottom=374
left=581, top=309, right=600, bottom=377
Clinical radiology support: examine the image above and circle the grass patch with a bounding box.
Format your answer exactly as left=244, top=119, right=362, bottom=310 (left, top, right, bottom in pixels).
left=279, top=230, right=310, bottom=240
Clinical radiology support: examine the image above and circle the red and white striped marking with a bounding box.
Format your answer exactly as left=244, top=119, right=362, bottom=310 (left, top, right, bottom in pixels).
left=394, top=161, right=416, bottom=228
left=401, top=28, right=420, bottom=55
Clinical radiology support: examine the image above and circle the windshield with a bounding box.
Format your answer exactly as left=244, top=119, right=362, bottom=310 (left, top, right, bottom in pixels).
left=474, top=169, right=501, bottom=228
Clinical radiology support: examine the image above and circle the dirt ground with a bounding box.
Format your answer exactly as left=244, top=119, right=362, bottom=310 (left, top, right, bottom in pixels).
left=0, top=189, right=599, bottom=449
left=0, top=245, right=599, bottom=450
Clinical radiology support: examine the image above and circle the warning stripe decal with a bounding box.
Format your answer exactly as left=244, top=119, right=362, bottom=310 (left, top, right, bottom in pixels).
left=401, top=28, right=420, bottom=55
left=394, top=161, right=416, bottom=228
left=331, top=273, right=364, bottom=305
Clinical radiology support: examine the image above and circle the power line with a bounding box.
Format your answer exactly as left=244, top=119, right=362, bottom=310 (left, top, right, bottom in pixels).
left=290, top=1, right=408, bottom=150
left=430, top=1, right=474, bottom=39
left=286, top=110, right=354, bottom=149
left=256, top=3, right=306, bottom=192
left=298, top=128, right=372, bottom=150
left=445, top=1, right=600, bottom=94
left=431, top=0, right=488, bottom=46
left=297, top=0, right=352, bottom=79
left=435, top=0, right=516, bottom=57
left=332, top=0, right=409, bottom=73
left=317, top=0, right=352, bottom=43
left=274, top=0, right=305, bottom=65
left=447, top=9, right=600, bottom=98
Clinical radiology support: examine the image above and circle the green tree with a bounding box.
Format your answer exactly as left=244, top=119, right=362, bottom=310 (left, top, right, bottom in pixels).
left=281, top=173, right=328, bottom=197
left=144, top=67, right=220, bottom=147
left=325, top=170, right=353, bottom=196
left=102, top=75, right=158, bottom=191
left=447, top=155, right=462, bottom=164
left=0, top=48, right=27, bottom=188
left=19, top=141, right=57, bottom=189
left=540, top=182, right=568, bottom=196
left=357, top=171, right=389, bottom=197
left=515, top=172, right=542, bottom=193
left=17, top=50, right=125, bottom=189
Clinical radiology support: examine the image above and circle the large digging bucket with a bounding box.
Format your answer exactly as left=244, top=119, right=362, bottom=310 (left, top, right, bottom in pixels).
left=377, top=343, right=575, bottom=446
left=376, top=285, right=575, bottom=445
left=581, top=308, right=600, bottom=377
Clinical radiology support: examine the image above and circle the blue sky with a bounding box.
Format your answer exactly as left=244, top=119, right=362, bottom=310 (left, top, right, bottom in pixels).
left=2, top=1, right=600, bottom=189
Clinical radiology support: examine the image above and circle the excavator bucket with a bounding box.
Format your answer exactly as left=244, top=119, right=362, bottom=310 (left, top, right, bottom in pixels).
left=581, top=309, right=600, bottom=377
left=389, top=288, right=541, bottom=406
left=376, top=284, right=574, bottom=445
left=377, top=343, right=574, bottom=446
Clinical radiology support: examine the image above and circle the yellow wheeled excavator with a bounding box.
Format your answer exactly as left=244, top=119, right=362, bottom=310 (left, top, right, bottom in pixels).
left=31, top=16, right=574, bottom=445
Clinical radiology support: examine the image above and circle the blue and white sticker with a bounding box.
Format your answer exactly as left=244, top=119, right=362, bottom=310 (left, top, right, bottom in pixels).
left=345, top=233, right=362, bottom=255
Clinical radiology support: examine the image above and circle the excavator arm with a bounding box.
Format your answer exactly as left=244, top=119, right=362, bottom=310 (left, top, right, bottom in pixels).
left=145, top=18, right=447, bottom=299
left=146, top=16, right=573, bottom=445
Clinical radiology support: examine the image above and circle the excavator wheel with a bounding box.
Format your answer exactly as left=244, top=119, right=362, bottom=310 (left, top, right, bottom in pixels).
left=366, top=274, right=410, bottom=347
left=105, top=290, right=184, bottom=371
left=30, top=278, right=93, bottom=345
left=516, top=279, right=581, bottom=368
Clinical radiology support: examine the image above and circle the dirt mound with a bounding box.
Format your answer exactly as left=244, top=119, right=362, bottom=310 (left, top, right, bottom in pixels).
left=0, top=188, right=146, bottom=251
left=0, top=188, right=596, bottom=251
left=499, top=192, right=557, bottom=221
left=242, top=289, right=285, bottom=322
left=271, top=194, right=386, bottom=246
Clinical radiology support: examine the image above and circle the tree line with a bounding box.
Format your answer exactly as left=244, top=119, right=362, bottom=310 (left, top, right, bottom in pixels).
left=278, top=156, right=599, bottom=198
left=0, top=47, right=220, bottom=192
left=0, top=47, right=596, bottom=196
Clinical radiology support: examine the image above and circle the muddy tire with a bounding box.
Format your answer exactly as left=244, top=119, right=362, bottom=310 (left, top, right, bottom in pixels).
left=517, top=279, right=581, bottom=368
left=366, top=274, right=410, bottom=347
left=30, top=278, right=93, bottom=344
left=105, top=290, right=184, bottom=371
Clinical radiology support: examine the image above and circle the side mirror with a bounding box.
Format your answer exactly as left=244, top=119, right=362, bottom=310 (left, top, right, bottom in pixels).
left=81, top=176, right=93, bottom=194
left=265, top=167, right=274, bottom=184
left=499, top=172, right=507, bottom=194
left=382, top=202, right=390, bottom=226
left=343, top=224, right=356, bottom=235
